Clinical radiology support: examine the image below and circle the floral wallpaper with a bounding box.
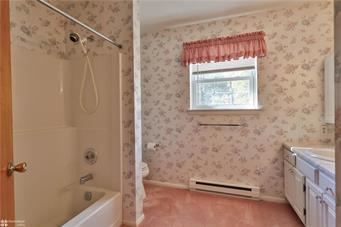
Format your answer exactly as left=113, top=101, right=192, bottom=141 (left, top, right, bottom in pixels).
left=9, top=0, right=68, bottom=58
left=10, top=0, right=143, bottom=223
left=141, top=1, right=334, bottom=198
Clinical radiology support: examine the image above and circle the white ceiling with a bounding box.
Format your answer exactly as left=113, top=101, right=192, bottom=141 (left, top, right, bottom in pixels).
left=140, top=0, right=303, bottom=32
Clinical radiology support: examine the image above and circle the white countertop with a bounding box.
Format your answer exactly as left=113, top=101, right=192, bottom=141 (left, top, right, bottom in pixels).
left=283, top=143, right=334, bottom=152
left=283, top=143, right=335, bottom=179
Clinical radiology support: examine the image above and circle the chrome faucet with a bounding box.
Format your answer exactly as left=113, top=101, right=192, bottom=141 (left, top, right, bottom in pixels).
left=80, top=173, right=93, bottom=185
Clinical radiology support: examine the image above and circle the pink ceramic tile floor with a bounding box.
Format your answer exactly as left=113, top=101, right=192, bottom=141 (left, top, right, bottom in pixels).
left=137, top=184, right=304, bottom=227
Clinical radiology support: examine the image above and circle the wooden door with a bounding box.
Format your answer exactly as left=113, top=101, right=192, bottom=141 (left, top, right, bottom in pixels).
left=0, top=0, right=15, bottom=224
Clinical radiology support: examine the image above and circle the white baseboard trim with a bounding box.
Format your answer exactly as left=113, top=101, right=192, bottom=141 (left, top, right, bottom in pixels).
left=144, top=179, right=287, bottom=204
left=123, top=214, right=145, bottom=227
left=143, top=179, right=188, bottom=189
left=259, top=195, right=288, bottom=204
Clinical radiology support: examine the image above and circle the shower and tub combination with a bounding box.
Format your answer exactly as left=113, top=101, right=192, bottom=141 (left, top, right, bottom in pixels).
left=10, top=0, right=123, bottom=226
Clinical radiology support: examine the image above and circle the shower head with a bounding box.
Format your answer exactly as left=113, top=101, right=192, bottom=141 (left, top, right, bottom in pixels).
left=69, top=32, right=80, bottom=43
left=69, top=32, right=89, bottom=55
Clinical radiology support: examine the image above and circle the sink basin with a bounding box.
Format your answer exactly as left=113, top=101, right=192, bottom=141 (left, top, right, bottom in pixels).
left=303, top=148, right=335, bottom=162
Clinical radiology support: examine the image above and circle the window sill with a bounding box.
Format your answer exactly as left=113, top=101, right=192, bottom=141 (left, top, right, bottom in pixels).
left=187, top=106, right=263, bottom=115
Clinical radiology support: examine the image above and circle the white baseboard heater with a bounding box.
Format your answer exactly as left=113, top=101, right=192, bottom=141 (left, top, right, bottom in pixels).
left=189, top=178, right=260, bottom=198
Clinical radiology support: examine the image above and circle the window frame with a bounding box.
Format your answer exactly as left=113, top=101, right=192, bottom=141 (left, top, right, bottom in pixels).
left=189, top=58, right=259, bottom=111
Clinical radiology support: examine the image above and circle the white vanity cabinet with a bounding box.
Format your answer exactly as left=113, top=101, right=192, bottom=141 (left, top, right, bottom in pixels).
left=319, top=172, right=336, bottom=227
left=306, top=178, right=336, bottom=227
left=323, top=194, right=336, bottom=227
left=284, top=154, right=305, bottom=224
left=284, top=146, right=336, bottom=227
left=284, top=161, right=293, bottom=200
left=306, top=178, right=323, bottom=227
left=295, top=156, right=336, bottom=227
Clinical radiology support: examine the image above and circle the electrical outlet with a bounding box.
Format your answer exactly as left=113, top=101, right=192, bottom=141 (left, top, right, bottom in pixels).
left=319, top=124, right=331, bottom=144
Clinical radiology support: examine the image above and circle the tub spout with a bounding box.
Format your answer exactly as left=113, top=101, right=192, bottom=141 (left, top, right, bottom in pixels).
left=80, top=173, right=93, bottom=185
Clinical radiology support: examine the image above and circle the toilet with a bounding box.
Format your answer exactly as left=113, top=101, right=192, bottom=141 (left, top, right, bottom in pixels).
left=142, top=162, right=149, bottom=199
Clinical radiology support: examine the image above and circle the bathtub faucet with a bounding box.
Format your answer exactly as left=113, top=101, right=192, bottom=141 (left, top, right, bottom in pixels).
left=80, top=173, right=93, bottom=185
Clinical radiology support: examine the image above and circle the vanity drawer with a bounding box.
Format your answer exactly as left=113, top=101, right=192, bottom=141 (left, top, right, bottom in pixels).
left=297, top=157, right=317, bottom=182
left=283, top=148, right=296, bottom=166
left=319, top=172, right=335, bottom=199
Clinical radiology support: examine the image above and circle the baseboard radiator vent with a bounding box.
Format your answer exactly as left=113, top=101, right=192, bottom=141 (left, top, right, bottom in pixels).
left=189, top=178, right=260, bottom=198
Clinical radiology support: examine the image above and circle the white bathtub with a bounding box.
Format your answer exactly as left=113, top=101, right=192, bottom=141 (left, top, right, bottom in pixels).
left=61, top=186, right=122, bottom=227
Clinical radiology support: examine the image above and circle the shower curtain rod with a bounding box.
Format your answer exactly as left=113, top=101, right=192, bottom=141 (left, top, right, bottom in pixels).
left=36, top=0, right=122, bottom=49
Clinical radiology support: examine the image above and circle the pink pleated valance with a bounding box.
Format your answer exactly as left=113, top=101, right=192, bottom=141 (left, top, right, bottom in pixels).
left=182, top=31, right=267, bottom=66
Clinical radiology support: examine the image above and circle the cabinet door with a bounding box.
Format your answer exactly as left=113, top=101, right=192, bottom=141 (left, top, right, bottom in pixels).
left=293, top=168, right=305, bottom=224
left=284, top=160, right=305, bottom=224
left=284, top=160, right=293, bottom=203
left=306, top=179, right=323, bottom=227
left=324, top=205, right=336, bottom=227
left=322, top=195, right=336, bottom=227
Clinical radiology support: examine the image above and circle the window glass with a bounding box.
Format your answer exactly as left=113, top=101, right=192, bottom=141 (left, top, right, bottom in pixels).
left=189, top=58, right=258, bottom=110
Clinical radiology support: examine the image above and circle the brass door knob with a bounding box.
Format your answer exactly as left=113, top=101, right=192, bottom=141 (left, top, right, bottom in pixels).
left=7, top=162, right=27, bottom=176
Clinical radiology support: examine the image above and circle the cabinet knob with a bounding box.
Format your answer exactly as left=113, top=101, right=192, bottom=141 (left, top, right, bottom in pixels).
left=325, top=187, right=335, bottom=197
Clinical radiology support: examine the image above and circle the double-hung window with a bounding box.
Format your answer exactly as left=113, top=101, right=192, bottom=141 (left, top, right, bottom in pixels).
left=189, top=57, right=259, bottom=110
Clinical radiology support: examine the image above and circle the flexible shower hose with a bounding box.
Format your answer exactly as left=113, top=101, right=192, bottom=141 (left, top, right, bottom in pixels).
left=79, top=40, right=99, bottom=114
